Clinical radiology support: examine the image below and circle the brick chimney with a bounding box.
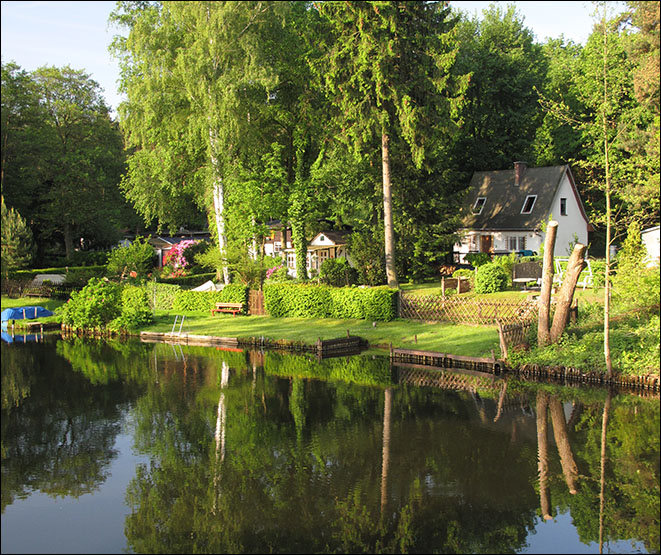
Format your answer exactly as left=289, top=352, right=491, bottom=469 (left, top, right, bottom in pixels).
left=514, top=161, right=527, bottom=186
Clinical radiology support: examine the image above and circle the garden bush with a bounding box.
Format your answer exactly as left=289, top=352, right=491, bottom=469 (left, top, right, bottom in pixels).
left=106, top=237, right=156, bottom=281
left=319, top=257, right=357, bottom=287
left=142, top=282, right=181, bottom=310
left=108, top=285, right=153, bottom=332
left=60, top=277, right=122, bottom=330
left=156, top=272, right=217, bottom=288
left=474, top=263, right=508, bottom=294
left=465, top=252, right=492, bottom=267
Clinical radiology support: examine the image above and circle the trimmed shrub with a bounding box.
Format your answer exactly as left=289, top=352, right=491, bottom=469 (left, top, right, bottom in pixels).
left=263, top=283, right=397, bottom=321
left=106, top=237, right=156, bottom=280
left=156, top=272, right=217, bottom=287
left=172, top=284, right=249, bottom=313
left=142, top=282, right=181, bottom=310
left=475, top=263, right=508, bottom=294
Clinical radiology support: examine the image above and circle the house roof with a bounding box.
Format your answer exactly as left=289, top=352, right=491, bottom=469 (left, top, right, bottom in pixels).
left=461, top=164, right=589, bottom=231
left=317, top=230, right=351, bottom=244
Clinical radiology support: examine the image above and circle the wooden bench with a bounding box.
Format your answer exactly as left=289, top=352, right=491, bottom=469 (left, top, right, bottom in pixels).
left=211, top=302, right=244, bottom=317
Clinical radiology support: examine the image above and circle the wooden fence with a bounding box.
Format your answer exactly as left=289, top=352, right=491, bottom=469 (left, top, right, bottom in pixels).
left=249, top=290, right=265, bottom=315
left=399, top=293, right=538, bottom=326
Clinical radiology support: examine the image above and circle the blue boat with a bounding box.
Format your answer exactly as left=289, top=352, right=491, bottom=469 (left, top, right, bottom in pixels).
left=1, top=306, right=54, bottom=322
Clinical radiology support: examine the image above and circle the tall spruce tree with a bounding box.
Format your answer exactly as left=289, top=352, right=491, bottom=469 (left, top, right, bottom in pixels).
left=312, top=1, right=467, bottom=288
left=1, top=196, right=35, bottom=276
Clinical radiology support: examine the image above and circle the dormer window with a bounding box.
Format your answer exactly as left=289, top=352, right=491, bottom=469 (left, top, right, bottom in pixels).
left=521, top=195, right=537, bottom=214
left=472, top=197, right=486, bottom=215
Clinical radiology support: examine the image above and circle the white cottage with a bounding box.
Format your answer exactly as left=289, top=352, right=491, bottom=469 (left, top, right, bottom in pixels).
left=284, top=230, right=352, bottom=278
left=455, top=162, right=592, bottom=262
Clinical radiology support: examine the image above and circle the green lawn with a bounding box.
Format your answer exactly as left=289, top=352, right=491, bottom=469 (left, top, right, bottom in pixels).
left=142, top=310, right=500, bottom=357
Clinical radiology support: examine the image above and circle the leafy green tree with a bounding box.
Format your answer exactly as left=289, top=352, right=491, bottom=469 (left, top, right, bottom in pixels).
left=453, top=4, right=548, bottom=170
left=1, top=195, right=35, bottom=275
left=110, top=1, right=286, bottom=283
left=105, top=236, right=156, bottom=281
left=312, top=1, right=468, bottom=288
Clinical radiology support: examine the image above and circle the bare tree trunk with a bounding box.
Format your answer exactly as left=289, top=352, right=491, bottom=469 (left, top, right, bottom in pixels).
left=382, top=132, right=398, bottom=289
left=602, top=78, right=613, bottom=377
left=538, top=221, right=558, bottom=346
left=536, top=391, right=552, bottom=520
left=549, top=396, right=579, bottom=494
left=549, top=243, right=587, bottom=343
left=63, top=222, right=74, bottom=261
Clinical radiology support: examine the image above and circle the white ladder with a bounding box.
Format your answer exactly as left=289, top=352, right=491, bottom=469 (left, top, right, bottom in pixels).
left=171, top=315, right=185, bottom=335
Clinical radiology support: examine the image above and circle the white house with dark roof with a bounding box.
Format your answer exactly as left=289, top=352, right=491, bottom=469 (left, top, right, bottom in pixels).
left=641, top=225, right=660, bottom=267
left=455, top=162, right=592, bottom=263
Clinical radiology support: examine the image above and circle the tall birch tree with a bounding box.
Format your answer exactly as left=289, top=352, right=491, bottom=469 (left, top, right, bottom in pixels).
left=110, top=1, right=283, bottom=283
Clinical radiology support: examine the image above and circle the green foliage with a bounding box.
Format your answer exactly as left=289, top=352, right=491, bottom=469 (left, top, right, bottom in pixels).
left=465, top=252, right=492, bottom=268
left=106, top=237, right=155, bottom=281
left=492, top=253, right=517, bottom=287
left=60, top=277, right=122, bottom=331
left=349, top=230, right=386, bottom=286
left=263, top=283, right=397, bottom=321
left=1, top=196, right=35, bottom=275
left=319, top=257, right=357, bottom=287
left=474, top=263, right=508, bottom=294
left=612, top=222, right=660, bottom=312
left=172, top=284, right=249, bottom=313
left=452, top=268, right=474, bottom=281
left=142, top=282, right=181, bottom=310
left=108, top=285, right=153, bottom=332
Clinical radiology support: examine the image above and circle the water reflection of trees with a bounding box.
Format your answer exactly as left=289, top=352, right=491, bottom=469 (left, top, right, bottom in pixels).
left=3, top=339, right=657, bottom=553
left=121, top=347, right=659, bottom=554
left=1, top=338, right=141, bottom=512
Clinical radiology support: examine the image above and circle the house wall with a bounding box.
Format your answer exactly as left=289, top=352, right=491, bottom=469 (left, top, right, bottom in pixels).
left=548, top=172, right=589, bottom=257
left=454, top=231, right=543, bottom=263
left=641, top=226, right=660, bottom=267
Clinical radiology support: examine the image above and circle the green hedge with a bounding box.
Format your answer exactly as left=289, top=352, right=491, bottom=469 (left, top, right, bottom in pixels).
left=172, top=284, right=249, bottom=313
left=156, top=272, right=217, bottom=287
left=263, top=283, right=397, bottom=321
left=8, top=265, right=106, bottom=282
left=142, top=282, right=182, bottom=310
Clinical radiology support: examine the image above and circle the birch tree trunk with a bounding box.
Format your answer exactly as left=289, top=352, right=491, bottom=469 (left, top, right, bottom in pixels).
left=538, top=221, right=558, bottom=346
left=210, top=129, right=230, bottom=284
left=549, top=243, right=587, bottom=343
left=382, top=132, right=398, bottom=289
left=536, top=391, right=552, bottom=520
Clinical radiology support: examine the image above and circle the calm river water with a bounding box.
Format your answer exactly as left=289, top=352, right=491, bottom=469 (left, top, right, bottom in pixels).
left=1, top=334, right=658, bottom=554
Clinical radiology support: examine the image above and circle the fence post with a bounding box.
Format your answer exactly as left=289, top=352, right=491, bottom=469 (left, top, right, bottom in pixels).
left=497, top=319, right=508, bottom=361
left=441, top=277, right=445, bottom=297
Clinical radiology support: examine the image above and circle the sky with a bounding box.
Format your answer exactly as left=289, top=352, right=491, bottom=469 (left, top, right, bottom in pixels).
left=1, top=1, right=626, bottom=116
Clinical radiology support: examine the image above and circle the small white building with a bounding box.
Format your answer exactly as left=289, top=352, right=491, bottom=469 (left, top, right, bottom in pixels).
left=641, top=225, right=660, bottom=267
left=455, top=162, right=592, bottom=262
left=283, top=230, right=353, bottom=278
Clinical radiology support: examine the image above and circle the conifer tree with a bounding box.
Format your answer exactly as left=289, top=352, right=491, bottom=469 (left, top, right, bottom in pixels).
left=1, top=196, right=35, bottom=276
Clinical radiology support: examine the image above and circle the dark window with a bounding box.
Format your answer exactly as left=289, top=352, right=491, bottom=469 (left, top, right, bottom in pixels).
left=521, top=195, right=537, bottom=214
left=560, top=198, right=567, bottom=216
left=472, top=197, right=486, bottom=214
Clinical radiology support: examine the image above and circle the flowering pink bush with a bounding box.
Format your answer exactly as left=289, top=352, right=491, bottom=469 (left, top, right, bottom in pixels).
left=163, top=239, right=199, bottom=277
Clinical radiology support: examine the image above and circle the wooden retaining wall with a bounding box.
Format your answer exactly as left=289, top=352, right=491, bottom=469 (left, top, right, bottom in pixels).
left=390, top=347, right=503, bottom=374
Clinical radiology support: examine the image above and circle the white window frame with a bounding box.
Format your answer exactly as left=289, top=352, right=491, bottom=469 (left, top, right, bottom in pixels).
left=521, top=195, right=537, bottom=214
left=472, top=197, right=486, bottom=215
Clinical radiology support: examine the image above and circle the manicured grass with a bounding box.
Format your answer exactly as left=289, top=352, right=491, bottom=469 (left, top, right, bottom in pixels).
left=141, top=310, right=500, bottom=358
